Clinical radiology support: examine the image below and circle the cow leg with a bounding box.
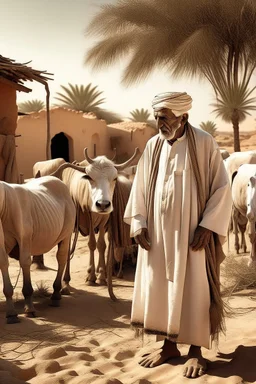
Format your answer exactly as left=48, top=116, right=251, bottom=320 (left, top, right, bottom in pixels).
left=51, top=239, right=69, bottom=306
left=32, top=254, right=46, bottom=270
left=240, top=227, right=247, bottom=253
left=20, top=257, right=35, bottom=317
left=96, top=226, right=107, bottom=285
left=248, top=220, right=256, bottom=267
left=61, top=251, right=71, bottom=295
left=233, top=209, right=240, bottom=254
left=86, top=230, right=97, bottom=285
left=0, top=256, right=19, bottom=323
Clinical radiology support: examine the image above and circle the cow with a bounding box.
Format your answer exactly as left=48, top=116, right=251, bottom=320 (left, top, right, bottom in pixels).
left=33, top=158, right=66, bottom=178
left=224, top=150, right=256, bottom=185
left=35, top=148, right=139, bottom=296
left=220, top=149, right=230, bottom=160
left=232, top=163, right=256, bottom=266
left=0, top=176, right=76, bottom=323
left=224, top=151, right=256, bottom=252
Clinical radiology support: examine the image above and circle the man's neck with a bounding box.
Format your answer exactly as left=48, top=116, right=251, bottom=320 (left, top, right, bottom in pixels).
left=167, top=124, right=186, bottom=145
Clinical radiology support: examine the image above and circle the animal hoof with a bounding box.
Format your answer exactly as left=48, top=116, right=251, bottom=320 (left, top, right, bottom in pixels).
left=85, top=280, right=97, bottom=286
left=50, top=299, right=61, bottom=307
left=6, top=315, right=20, bottom=324
left=117, top=272, right=124, bottom=279
left=25, top=311, right=36, bottom=318
left=61, top=287, right=71, bottom=295
left=96, top=279, right=107, bottom=286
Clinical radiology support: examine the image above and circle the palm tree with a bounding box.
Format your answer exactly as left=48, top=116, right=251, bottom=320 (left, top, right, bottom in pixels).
left=129, top=108, right=151, bottom=122
left=54, top=83, right=122, bottom=124
left=200, top=121, right=218, bottom=137
left=19, top=99, right=45, bottom=113
left=85, top=0, right=256, bottom=151
left=211, top=84, right=256, bottom=147
left=54, top=83, right=105, bottom=111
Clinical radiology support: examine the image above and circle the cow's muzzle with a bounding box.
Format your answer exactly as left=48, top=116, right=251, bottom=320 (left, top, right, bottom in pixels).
left=96, top=200, right=111, bottom=211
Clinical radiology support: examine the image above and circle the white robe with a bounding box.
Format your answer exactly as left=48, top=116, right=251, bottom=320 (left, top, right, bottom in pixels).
left=124, top=128, right=232, bottom=349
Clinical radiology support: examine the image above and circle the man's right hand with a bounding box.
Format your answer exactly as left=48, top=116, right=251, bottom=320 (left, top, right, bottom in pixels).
left=134, top=228, right=151, bottom=250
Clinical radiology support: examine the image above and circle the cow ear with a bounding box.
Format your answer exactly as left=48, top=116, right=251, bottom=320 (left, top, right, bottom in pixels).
left=249, top=176, right=256, bottom=186
left=82, top=174, right=92, bottom=181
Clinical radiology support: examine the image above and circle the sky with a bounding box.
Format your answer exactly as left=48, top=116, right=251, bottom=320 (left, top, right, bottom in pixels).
left=1, top=0, right=255, bottom=131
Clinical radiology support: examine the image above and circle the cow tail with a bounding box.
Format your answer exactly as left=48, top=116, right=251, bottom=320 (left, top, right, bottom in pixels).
left=107, top=219, right=117, bottom=301
left=69, top=203, right=80, bottom=259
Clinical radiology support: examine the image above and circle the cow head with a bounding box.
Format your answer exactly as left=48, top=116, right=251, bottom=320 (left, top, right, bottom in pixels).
left=51, top=148, right=139, bottom=215
left=81, top=147, right=139, bottom=214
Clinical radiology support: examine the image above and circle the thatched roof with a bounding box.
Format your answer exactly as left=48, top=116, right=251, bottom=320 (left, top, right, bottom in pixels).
left=0, top=55, right=53, bottom=93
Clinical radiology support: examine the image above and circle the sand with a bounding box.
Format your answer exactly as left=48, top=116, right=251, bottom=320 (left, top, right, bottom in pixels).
left=0, top=133, right=256, bottom=384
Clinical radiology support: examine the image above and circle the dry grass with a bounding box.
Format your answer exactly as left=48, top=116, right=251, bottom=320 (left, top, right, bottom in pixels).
left=221, top=254, right=256, bottom=296
left=33, top=280, right=51, bottom=298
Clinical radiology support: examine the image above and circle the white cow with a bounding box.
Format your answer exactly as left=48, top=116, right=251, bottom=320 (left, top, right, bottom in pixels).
left=0, top=176, right=76, bottom=323
left=225, top=151, right=256, bottom=252
left=232, top=163, right=256, bottom=266
left=225, top=150, right=256, bottom=185
left=33, top=158, right=66, bottom=178
left=35, top=148, right=139, bottom=296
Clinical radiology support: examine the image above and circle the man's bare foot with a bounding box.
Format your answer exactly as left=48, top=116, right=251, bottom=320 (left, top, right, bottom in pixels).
left=139, top=339, right=181, bottom=368
left=183, top=345, right=207, bottom=378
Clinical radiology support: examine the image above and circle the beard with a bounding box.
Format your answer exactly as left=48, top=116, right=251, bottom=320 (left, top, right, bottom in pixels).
left=158, top=121, right=181, bottom=140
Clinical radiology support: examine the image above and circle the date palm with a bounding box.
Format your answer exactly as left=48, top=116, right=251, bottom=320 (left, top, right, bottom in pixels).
left=211, top=84, right=256, bottom=148
left=129, top=108, right=151, bottom=122
left=199, top=121, right=218, bottom=137
left=85, top=0, right=256, bottom=151
left=54, top=83, right=122, bottom=123
left=54, top=83, right=105, bottom=112
left=19, top=99, right=45, bottom=113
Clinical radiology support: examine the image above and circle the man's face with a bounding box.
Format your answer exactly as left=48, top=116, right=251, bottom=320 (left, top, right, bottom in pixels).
left=154, top=108, right=185, bottom=140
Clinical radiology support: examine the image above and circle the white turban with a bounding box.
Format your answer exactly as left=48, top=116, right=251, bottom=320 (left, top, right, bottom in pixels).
left=152, top=92, right=193, bottom=117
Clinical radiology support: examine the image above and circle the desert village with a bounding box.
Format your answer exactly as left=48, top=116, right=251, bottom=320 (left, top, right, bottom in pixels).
left=1, top=0, right=256, bottom=382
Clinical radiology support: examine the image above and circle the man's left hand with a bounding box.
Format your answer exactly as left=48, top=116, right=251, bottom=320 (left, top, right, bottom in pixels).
left=190, top=226, right=212, bottom=251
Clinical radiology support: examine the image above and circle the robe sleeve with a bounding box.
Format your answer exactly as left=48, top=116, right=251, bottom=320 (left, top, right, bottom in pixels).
left=199, top=147, right=232, bottom=238
left=124, top=143, right=150, bottom=236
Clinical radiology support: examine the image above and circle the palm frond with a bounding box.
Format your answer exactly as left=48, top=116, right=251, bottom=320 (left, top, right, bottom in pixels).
left=18, top=99, right=45, bottom=113
left=129, top=108, right=151, bottom=122
left=54, top=83, right=105, bottom=112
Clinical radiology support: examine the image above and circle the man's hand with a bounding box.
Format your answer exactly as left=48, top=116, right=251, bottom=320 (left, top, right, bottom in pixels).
left=134, top=228, right=151, bottom=251
left=190, top=226, right=212, bottom=251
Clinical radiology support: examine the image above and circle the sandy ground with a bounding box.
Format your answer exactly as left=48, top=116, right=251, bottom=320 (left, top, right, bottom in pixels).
left=0, top=133, right=256, bottom=384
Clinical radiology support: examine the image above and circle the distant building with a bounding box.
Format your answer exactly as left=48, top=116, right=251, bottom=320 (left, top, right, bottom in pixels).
left=16, top=108, right=157, bottom=178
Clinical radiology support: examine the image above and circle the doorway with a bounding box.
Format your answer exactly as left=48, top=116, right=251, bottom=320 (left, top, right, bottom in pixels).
left=51, top=132, right=69, bottom=162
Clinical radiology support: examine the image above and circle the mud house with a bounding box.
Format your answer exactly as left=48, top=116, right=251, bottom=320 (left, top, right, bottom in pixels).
left=0, top=55, right=52, bottom=182
left=16, top=108, right=157, bottom=179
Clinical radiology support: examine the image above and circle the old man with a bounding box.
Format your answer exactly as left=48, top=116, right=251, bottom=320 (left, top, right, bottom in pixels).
left=124, top=92, right=232, bottom=378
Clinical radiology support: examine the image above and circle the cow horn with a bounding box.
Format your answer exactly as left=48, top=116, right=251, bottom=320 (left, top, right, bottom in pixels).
left=84, top=148, right=94, bottom=164
left=114, top=147, right=140, bottom=171
left=110, top=148, right=116, bottom=161
left=50, top=162, right=86, bottom=179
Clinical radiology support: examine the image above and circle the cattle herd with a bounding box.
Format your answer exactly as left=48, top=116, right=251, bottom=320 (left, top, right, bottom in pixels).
left=0, top=146, right=255, bottom=324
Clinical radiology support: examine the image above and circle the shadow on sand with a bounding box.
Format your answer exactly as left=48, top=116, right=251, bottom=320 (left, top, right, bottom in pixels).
left=207, top=345, right=256, bottom=382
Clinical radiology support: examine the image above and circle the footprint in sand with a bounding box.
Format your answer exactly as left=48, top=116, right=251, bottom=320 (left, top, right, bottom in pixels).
left=90, top=368, right=104, bottom=375
left=89, top=338, right=100, bottom=346
left=58, top=352, right=96, bottom=363
left=34, top=360, right=61, bottom=374
left=92, top=379, right=123, bottom=384
left=64, top=345, right=91, bottom=353
left=35, top=346, right=67, bottom=360
left=114, top=350, right=135, bottom=361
